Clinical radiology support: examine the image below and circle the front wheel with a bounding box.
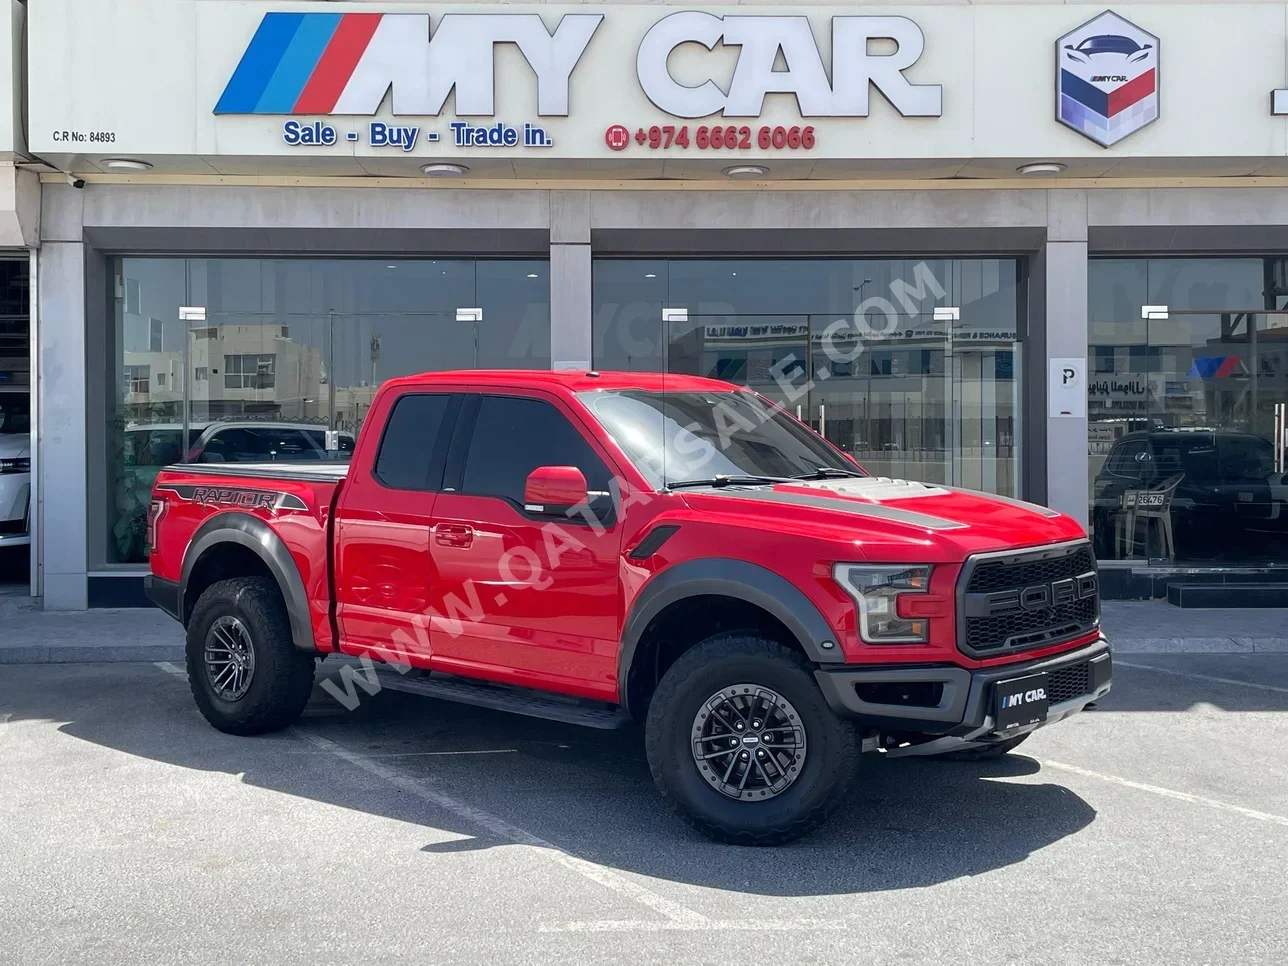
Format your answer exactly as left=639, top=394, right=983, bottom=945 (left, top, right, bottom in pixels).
left=645, top=634, right=857, bottom=845
left=185, top=576, right=315, bottom=736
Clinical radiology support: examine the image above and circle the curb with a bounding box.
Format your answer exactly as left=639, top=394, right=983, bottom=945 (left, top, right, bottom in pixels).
left=0, top=645, right=186, bottom=664
left=1112, top=639, right=1288, bottom=654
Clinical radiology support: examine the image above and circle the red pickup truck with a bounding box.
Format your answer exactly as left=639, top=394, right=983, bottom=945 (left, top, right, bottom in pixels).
left=147, top=370, right=1110, bottom=844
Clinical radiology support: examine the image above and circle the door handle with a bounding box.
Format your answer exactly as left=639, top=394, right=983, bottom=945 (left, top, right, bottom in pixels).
left=434, top=524, right=474, bottom=548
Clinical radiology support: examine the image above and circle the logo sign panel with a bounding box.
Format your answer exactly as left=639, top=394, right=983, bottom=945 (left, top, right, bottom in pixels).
left=1056, top=11, right=1158, bottom=147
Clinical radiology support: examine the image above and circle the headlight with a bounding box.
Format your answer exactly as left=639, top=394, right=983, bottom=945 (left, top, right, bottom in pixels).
left=0, top=457, right=29, bottom=474
left=832, top=564, right=932, bottom=644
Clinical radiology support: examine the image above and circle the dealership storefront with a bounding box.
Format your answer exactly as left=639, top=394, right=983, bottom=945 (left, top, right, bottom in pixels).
left=23, top=0, right=1288, bottom=606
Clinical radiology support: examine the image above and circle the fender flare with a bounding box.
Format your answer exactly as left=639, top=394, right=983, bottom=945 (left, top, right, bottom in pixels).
left=180, top=512, right=317, bottom=652
left=617, top=557, right=843, bottom=713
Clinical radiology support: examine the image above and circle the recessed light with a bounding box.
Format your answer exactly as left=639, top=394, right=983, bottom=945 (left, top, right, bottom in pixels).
left=731, top=272, right=738, bottom=277
left=645, top=273, right=657, bottom=278
left=385, top=264, right=397, bottom=269
left=101, top=158, right=153, bottom=171
left=1017, top=162, right=1066, bottom=176
left=722, top=164, right=769, bottom=180
left=421, top=163, right=468, bottom=177
left=527, top=273, right=539, bottom=278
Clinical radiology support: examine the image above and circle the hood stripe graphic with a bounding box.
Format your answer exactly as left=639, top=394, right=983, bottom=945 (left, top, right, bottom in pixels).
left=698, top=487, right=967, bottom=531
left=945, top=485, right=1060, bottom=518
left=215, top=12, right=383, bottom=115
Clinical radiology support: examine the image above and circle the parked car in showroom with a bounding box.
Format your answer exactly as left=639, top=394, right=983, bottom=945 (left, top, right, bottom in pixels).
left=114, top=420, right=354, bottom=562
left=0, top=391, right=30, bottom=548
left=1091, top=427, right=1285, bottom=562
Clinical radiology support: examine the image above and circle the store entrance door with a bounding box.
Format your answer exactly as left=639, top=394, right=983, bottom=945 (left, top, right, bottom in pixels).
left=666, top=312, right=1020, bottom=494
left=1090, top=309, right=1288, bottom=565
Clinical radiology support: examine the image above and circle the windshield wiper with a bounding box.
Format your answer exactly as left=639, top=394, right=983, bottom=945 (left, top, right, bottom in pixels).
left=666, top=474, right=792, bottom=490
left=791, top=467, right=866, bottom=480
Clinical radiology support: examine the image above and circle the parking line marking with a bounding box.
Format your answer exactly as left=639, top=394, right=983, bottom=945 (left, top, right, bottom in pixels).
left=541, top=919, right=846, bottom=933
left=1114, top=660, right=1288, bottom=695
left=1037, top=758, right=1288, bottom=828
left=293, top=727, right=710, bottom=926
left=150, top=662, right=708, bottom=927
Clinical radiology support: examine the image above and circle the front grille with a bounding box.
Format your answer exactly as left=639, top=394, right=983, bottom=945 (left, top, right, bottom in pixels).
left=958, top=542, right=1100, bottom=657
left=1047, top=661, right=1093, bottom=705
left=966, top=544, right=1096, bottom=593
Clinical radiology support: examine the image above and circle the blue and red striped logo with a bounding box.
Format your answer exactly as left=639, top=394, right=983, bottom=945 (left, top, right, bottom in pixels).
left=1055, top=11, right=1159, bottom=148
left=215, top=12, right=384, bottom=115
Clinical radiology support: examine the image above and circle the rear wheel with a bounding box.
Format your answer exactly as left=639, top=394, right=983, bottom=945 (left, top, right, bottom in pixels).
left=645, top=634, right=857, bottom=845
left=185, top=577, right=315, bottom=736
left=939, top=733, right=1030, bottom=761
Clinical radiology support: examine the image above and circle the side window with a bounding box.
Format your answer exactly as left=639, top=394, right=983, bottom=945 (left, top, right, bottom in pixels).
left=374, top=394, right=452, bottom=490
left=1218, top=436, right=1273, bottom=483
left=460, top=395, right=611, bottom=505
left=1108, top=439, right=1147, bottom=482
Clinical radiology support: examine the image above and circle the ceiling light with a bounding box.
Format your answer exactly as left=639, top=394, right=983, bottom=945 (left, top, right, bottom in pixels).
left=1016, top=162, right=1066, bottom=176
left=645, top=273, right=657, bottom=278
left=101, top=158, right=153, bottom=171
left=526, top=273, right=539, bottom=278
left=421, top=163, right=468, bottom=177
left=722, top=164, right=769, bottom=180
left=385, top=264, right=397, bottom=269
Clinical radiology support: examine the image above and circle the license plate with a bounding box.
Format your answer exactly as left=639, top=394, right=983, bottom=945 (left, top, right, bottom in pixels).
left=995, top=672, right=1049, bottom=729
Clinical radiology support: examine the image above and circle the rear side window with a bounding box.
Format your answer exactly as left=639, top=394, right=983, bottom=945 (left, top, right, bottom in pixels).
left=199, top=427, right=325, bottom=462
left=461, top=395, right=611, bottom=504
left=375, top=394, right=452, bottom=490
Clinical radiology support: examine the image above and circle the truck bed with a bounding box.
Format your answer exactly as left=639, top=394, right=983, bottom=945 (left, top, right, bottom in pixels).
left=161, top=461, right=351, bottom=484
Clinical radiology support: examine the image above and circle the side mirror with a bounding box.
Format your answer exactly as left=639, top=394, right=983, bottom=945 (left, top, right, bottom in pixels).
left=524, top=465, right=589, bottom=513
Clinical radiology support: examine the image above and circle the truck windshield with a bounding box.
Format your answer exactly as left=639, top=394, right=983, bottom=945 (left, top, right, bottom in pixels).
left=577, top=389, right=861, bottom=488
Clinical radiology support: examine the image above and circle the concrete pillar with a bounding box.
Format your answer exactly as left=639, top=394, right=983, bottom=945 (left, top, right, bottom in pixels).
left=549, top=191, right=592, bottom=370
left=37, top=240, right=88, bottom=609
left=1044, top=191, right=1089, bottom=528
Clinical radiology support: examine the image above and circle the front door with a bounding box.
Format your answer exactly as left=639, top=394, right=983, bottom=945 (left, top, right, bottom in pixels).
left=427, top=392, right=623, bottom=700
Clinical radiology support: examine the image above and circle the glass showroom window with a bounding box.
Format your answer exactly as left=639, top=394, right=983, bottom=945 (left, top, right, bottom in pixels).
left=103, top=256, right=549, bottom=565
left=593, top=258, right=1023, bottom=496
left=1088, top=256, right=1288, bottom=567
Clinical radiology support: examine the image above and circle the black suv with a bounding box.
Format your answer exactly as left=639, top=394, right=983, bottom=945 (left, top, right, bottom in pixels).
left=1091, top=428, right=1284, bottom=563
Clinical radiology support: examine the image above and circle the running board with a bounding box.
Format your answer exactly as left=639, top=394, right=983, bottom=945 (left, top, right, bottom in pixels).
left=360, top=664, right=633, bottom=730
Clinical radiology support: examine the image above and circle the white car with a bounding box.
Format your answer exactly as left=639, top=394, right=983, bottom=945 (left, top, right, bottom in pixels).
left=0, top=393, right=30, bottom=548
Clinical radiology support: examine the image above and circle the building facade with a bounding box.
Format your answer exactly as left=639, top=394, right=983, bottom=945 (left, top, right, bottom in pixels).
left=19, top=0, right=1288, bottom=607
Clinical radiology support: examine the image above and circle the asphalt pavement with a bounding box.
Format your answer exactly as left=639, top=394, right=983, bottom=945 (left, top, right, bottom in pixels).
left=2, top=654, right=1286, bottom=965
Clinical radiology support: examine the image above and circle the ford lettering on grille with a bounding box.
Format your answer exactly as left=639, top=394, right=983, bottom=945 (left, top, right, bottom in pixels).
left=957, top=543, right=1100, bottom=656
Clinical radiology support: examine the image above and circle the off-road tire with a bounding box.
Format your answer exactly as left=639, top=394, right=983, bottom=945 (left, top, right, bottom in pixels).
left=185, top=577, right=315, bottom=736
left=645, top=634, right=857, bottom=845
left=940, top=733, right=1030, bottom=761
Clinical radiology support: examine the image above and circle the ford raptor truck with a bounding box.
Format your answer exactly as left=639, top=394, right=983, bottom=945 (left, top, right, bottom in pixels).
left=147, top=370, right=1111, bottom=845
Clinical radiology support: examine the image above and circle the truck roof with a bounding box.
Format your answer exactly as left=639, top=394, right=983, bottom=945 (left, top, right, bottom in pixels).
left=378, top=370, right=740, bottom=394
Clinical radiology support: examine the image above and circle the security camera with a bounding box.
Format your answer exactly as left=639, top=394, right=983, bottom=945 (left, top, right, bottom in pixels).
left=65, top=173, right=85, bottom=189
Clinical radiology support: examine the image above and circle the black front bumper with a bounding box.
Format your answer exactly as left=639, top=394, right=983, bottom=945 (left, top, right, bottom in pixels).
left=144, top=574, right=182, bottom=623
left=815, top=637, right=1112, bottom=736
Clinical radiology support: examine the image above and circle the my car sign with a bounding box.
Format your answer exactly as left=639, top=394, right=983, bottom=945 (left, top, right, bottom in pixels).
left=1056, top=11, right=1160, bottom=147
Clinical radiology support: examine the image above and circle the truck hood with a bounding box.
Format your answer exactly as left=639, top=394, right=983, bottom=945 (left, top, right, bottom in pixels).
left=0, top=433, right=29, bottom=460
left=678, top=477, right=1086, bottom=560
